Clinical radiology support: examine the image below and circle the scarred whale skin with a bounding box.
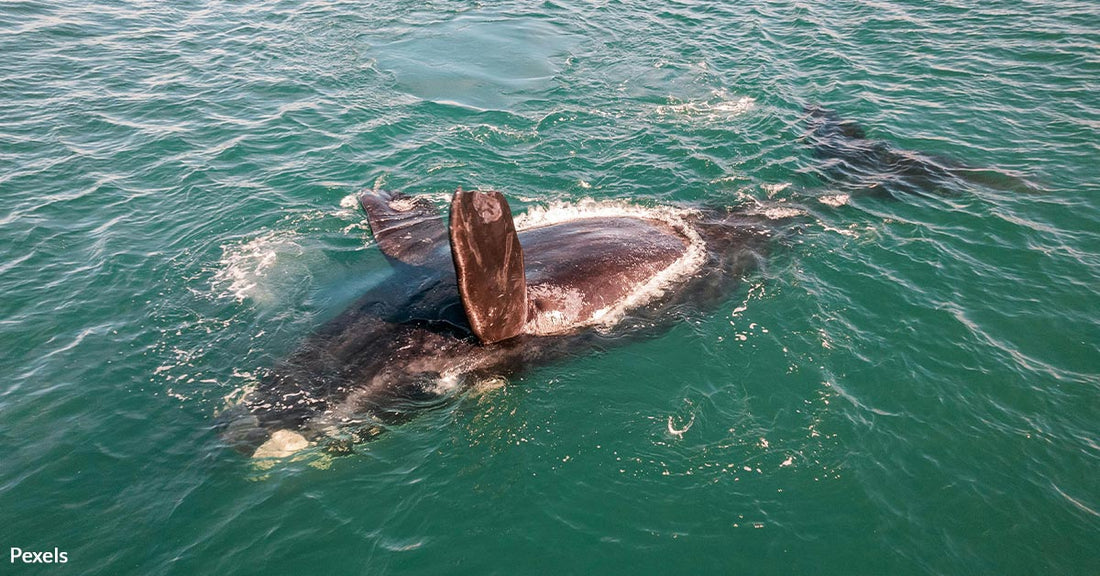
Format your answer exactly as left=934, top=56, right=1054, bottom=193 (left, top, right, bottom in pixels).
left=221, top=192, right=771, bottom=456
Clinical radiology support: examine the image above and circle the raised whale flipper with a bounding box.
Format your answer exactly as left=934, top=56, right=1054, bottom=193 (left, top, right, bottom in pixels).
left=449, top=189, right=528, bottom=344
left=359, top=189, right=447, bottom=267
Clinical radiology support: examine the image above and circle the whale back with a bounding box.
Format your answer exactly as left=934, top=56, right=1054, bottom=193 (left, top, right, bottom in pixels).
left=519, top=217, right=690, bottom=335
left=362, top=188, right=698, bottom=344
left=449, top=193, right=695, bottom=340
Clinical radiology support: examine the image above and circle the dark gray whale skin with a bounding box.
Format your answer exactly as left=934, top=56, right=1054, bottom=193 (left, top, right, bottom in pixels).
left=221, top=196, right=773, bottom=455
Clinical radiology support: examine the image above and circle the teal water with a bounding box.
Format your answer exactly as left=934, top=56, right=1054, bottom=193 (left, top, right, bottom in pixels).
left=2, top=0, right=1098, bottom=574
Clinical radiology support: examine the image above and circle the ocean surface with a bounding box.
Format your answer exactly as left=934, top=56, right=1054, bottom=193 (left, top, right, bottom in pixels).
left=1, top=0, right=1097, bottom=574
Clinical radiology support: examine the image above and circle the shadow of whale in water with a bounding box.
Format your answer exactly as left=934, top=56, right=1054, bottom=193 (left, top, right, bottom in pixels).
left=803, top=105, right=1039, bottom=198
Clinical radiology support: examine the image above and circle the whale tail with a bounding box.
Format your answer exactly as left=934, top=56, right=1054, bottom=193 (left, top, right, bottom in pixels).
left=448, top=189, right=528, bottom=344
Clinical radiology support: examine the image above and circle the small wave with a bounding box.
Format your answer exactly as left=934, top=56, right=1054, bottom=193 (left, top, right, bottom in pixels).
left=451, top=123, right=538, bottom=143
left=427, top=161, right=467, bottom=174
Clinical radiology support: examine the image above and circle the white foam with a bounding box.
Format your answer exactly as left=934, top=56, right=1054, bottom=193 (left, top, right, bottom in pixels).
left=335, top=194, right=369, bottom=225
left=656, top=93, right=756, bottom=120
left=470, top=375, right=508, bottom=395
left=339, top=194, right=359, bottom=210
left=759, top=206, right=804, bottom=220
left=514, top=198, right=695, bottom=231
left=818, top=194, right=850, bottom=207
left=821, top=223, right=859, bottom=238
left=514, top=199, right=708, bottom=333
left=667, top=413, right=695, bottom=438
left=428, top=370, right=464, bottom=395
left=761, top=182, right=791, bottom=197
left=212, top=230, right=304, bottom=302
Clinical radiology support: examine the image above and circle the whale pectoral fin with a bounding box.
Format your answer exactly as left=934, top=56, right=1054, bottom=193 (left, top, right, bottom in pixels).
left=359, top=189, right=447, bottom=267
left=449, top=189, right=528, bottom=344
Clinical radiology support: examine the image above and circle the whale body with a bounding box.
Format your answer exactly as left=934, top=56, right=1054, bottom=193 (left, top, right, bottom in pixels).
left=220, top=106, right=1031, bottom=458
left=222, top=190, right=771, bottom=456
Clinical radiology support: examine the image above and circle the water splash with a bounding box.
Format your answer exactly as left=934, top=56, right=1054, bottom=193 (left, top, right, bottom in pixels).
left=211, top=230, right=305, bottom=303
left=656, top=92, right=757, bottom=121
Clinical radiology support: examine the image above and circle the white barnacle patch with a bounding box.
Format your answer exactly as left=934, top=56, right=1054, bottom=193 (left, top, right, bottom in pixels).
left=526, top=284, right=585, bottom=335
left=544, top=310, right=566, bottom=325
left=252, top=429, right=310, bottom=459
left=388, top=196, right=419, bottom=212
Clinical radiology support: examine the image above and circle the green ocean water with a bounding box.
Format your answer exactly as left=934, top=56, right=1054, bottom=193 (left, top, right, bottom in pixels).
left=2, top=0, right=1098, bottom=574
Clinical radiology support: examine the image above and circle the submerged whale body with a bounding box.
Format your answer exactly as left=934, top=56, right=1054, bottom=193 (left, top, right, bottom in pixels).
left=803, top=105, right=1038, bottom=197
left=223, top=190, right=771, bottom=456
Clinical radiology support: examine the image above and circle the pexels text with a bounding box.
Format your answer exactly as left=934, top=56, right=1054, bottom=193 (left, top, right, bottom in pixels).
left=10, top=547, right=68, bottom=564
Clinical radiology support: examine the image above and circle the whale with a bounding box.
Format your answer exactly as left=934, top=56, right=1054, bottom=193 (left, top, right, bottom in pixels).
left=219, top=106, right=1031, bottom=458
left=222, top=189, right=774, bottom=457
